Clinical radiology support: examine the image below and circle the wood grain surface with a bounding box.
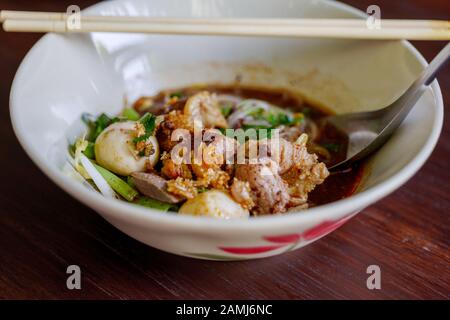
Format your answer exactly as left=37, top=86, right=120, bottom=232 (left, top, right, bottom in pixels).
left=0, top=0, right=448, bottom=299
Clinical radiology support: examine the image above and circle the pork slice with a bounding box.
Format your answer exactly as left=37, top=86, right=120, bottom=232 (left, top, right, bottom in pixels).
left=131, top=172, right=184, bottom=204
left=235, top=160, right=290, bottom=215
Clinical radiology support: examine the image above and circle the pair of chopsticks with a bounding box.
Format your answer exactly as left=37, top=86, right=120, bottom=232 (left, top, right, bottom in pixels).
left=1, top=10, right=449, bottom=40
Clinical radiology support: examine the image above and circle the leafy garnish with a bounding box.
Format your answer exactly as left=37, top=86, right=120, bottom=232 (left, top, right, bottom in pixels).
left=132, top=113, right=156, bottom=144
left=82, top=113, right=120, bottom=142
left=169, top=92, right=184, bottom=99
left=220, top=102, right=234, bottom=117
left=197, top=187, right=208, bottom=193
left=122, top=107, right=140, bottom=121
left=235, top=100, right=304, bottom=129
left=133, top=135, right=148, bottom=144
left=140, top=113, right=156, bottom=133
left=266, top=112, right=304, bottom=127
left=218, top=128, right=227, bottom=135
left=83, top=141, right=96, bottom=159
left=95, top=114, right=117, bottom=140
left=266, top=113, right=277, bottom=126
left=247, top=107, right=265, bottom=118
left=277, top=113, right=293, bottom=125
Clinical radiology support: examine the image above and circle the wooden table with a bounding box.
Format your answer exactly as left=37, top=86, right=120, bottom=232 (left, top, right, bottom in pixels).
left=0, top=0, right=448, bottom=300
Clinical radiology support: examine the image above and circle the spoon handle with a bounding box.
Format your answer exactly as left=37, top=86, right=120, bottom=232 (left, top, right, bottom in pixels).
left=386, top=42, right=450, bottom=123
left=423, top=42, right=450, bottom=86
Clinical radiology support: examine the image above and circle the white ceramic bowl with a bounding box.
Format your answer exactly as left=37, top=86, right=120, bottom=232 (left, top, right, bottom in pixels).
left=10, top=0, right=443, bottom=260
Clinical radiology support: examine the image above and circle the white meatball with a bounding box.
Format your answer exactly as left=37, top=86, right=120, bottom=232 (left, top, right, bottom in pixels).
left=179, top=190, right=249, bottom=219
left=95, top=121, right=159, bottom=176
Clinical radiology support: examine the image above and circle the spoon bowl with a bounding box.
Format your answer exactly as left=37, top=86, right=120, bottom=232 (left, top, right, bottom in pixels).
left=328, top=42, right=449, bottom=170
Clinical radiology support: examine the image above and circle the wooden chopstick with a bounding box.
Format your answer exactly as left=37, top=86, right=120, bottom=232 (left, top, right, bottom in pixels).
left=3, top=19, right=450, bottom=40
left=1, top=10, right=449, bottom=29
left=1, top=10, right=449, bottom=40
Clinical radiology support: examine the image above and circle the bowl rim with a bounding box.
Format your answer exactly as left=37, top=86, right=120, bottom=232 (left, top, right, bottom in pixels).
left=9, top=0, right=444, bottom=232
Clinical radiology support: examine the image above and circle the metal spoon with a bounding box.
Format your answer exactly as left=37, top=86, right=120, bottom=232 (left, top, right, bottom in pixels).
left=326, top=42, right=450, bottom=170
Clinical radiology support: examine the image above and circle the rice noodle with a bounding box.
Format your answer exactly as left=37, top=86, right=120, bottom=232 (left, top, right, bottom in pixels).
left=216, top=94, right=243, bottom=106
left=228, top=99, right=272, bottom=128
left=305, top=119, right=319, bottom=142
left=307, top=143, right=331, bottom=162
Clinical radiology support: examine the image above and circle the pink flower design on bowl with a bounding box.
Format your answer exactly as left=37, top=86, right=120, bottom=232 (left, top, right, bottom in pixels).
left=217, top=215, right=352, bottom=256
left=219, top=244, right=285, bottom=254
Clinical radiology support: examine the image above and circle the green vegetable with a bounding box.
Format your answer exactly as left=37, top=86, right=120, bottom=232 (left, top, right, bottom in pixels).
left=92, top=114, right=113, bottom=141
left=265, top=112, right=304, bottom=127
left=134, top=197, right=179, bottom=212
left=197, top=187, right=208, bottom=193
left=218, top=128, right=227, bottom=135
left=277, top=113, right=293, bottom=125
left=220, top=102, right=233, bottom=117
left=122, top=108, right=140, bottom=121
left=266, top=113, right=277, bottom=126
left=322, top=143, right=341, bottom=153
left=70, top=131, right=96, bottom=160
left=126, top=176, right=136, bottom=189
left=140, top=113, right=156, bottom=133
left=82, top=141, right=95, bottom=159
left=83, top=113, right=120, bottom=142
left=92, top=163, right=139, bottom=201
left=247, top=107, right=265, bottom=118
left=132, top=113, right=156, bottom=145
left=169, top=92, right=183, bottom=99
left=236, top=100, right=304, bottom=129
